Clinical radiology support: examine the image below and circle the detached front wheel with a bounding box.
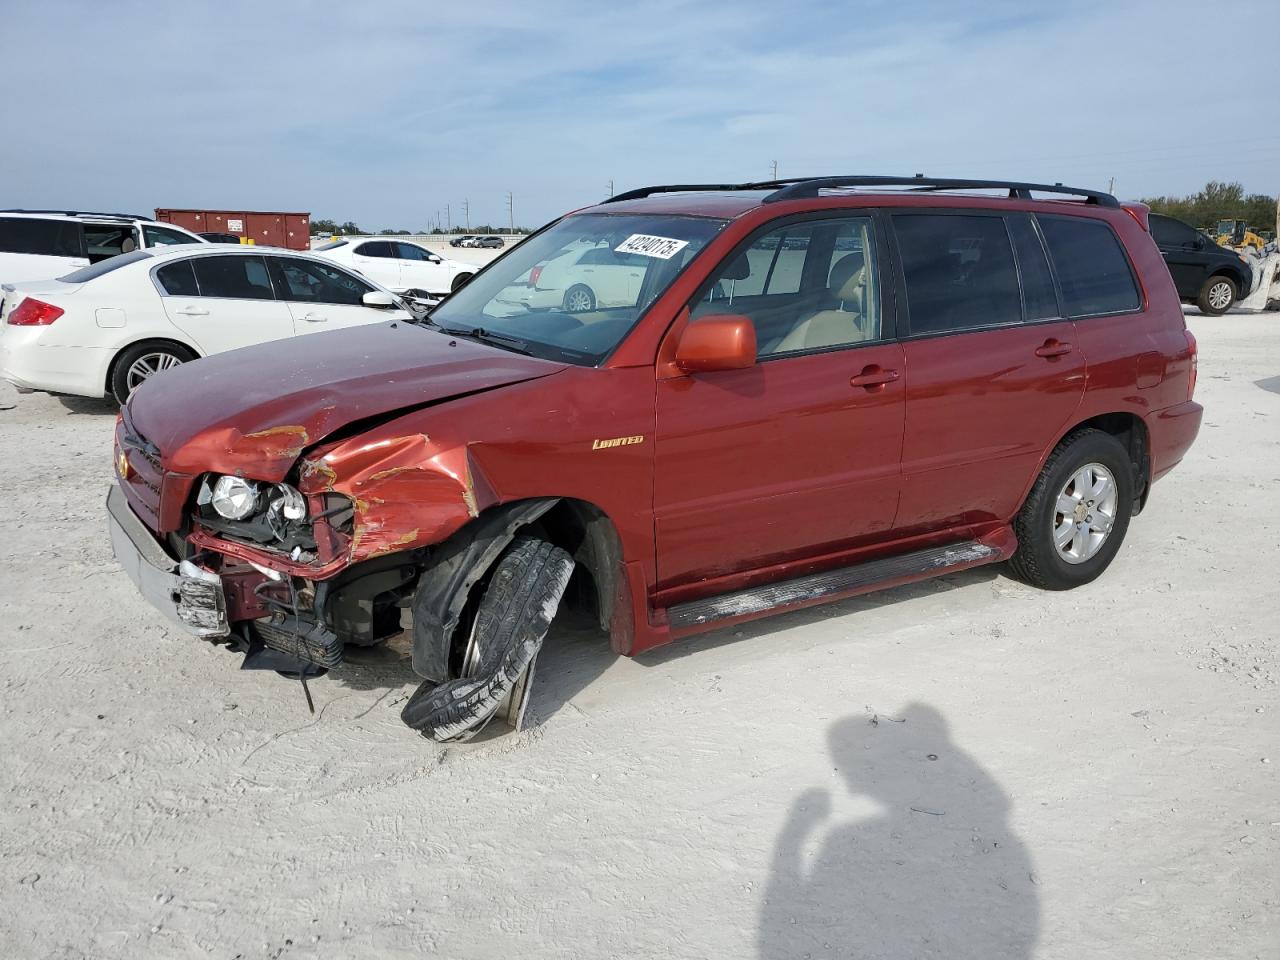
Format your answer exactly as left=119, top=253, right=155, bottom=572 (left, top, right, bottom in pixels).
left=1008, top=429, right=1134, bottom=590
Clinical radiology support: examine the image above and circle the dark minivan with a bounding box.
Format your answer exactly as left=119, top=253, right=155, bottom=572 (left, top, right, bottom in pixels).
left=1150, top=213, right=1254, bottom=315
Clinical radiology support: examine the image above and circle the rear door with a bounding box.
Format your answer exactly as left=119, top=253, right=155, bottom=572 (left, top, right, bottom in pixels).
left=391, top=241, right=450, bottom=294
left=266, top=255, right=407, bottom=329
left=157, top=254, right=293, bottom=355
left=349, top=240, right=401, bottom=289
left=891, top=211, right=1086, bottom=534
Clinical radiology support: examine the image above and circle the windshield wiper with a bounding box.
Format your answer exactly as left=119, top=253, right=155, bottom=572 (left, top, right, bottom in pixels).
left=436, top=325, right=533, bottom=356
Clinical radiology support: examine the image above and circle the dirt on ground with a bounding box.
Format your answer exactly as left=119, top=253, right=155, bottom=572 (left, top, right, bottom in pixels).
left=0, top=311, right=1276, bottom=959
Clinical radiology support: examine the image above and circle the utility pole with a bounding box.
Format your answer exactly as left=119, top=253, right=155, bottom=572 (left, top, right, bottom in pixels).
left=463, top=198, right=470, bottom=231
left=506, top=191, right=514, bottom=233
left=770, top=160, right=778, bottom=181
left=608, top=179, right=614, bottom=198
left=445, top=204, right=451, bottom=231
left=1107, top=177, right=1116, bottom=195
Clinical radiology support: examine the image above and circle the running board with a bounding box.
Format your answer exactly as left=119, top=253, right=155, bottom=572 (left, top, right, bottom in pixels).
left=667, top=540, right=1001, bottom=630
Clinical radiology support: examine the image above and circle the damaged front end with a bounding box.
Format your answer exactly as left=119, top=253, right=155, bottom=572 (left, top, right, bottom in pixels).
left=110, top=406, right=570, bottom=739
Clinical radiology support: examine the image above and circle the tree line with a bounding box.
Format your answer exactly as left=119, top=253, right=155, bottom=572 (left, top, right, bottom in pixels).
left=1140, top=181, right=1277, bottom=231
left=310, top=218, right=529, bottom=237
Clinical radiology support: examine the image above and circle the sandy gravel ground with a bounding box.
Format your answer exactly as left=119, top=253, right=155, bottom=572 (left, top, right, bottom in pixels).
left=0, top=311, right=1276, bottom=959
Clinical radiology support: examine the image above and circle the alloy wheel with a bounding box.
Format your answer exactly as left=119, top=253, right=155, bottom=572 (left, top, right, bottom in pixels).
left=1052, top=462, right=1119, bottom=564
left=125, top=351, right=183, bottom=395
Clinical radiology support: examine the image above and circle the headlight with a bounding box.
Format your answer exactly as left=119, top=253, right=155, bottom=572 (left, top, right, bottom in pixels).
left=211, top=475, right=259, bottom=520
left=269, top=483, right=307, bottom=521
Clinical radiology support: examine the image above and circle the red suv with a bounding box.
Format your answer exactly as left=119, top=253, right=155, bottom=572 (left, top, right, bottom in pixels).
left=108, top=176, right=1202, bottom=741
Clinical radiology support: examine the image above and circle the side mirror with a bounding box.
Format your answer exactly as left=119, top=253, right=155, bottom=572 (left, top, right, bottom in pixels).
left=427, top=254, right=441, bottom=263
left=362, top=290, right=397, bottom=308
left=674, top=315, right=757, bottom=373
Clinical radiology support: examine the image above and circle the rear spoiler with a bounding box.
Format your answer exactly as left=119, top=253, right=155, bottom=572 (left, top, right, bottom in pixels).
left=1121, top=202, right=1151, bottom=232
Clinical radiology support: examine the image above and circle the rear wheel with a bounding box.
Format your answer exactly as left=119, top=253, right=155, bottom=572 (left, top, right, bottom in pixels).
left=109, top=342, right=196, bottom=405
left=563, top=284, right=595, bottom=313
left=1008, top=429, right=1134, bottom=590
left=1197, top=275, right=1236, bottom=315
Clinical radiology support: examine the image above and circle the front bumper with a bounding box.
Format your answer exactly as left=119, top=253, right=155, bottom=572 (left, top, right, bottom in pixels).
left=107, top=484, right=229, bottom=637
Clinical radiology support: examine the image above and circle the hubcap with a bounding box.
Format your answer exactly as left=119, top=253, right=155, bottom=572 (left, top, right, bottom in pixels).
left=1052, top=462, right=1118, bottom=564
left=125, top=352, right=183, bottom=394
left=1208, top=282, right=1232, bottom=310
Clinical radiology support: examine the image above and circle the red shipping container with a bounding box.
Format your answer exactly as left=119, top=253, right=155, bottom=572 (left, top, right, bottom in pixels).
left=155, top=208, right=311, bottom=250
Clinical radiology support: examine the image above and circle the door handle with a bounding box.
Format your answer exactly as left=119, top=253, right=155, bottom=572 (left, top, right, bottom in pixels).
left=850, top=365, right=900, bottom=389
left=173, top=306, right=209, bottom=316
left=1034, top=339, right=1073, bottom=358
left=301, top=312, right=327, bottom=322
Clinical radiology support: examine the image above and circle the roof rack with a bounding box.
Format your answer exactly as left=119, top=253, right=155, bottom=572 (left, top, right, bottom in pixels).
left=0, top=209, right=149, bottom=221
left=602, top=175, right=1119, bottom=208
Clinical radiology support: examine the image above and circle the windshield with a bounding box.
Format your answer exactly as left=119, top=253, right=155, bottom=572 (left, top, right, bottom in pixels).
left=429, top=212, right=727, bottom=364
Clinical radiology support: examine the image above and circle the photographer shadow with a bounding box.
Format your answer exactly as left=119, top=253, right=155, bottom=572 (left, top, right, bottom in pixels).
left=760, top=703, right=1038, bottom=959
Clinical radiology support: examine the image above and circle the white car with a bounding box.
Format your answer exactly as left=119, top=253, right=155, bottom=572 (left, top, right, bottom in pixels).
left=496, top=243, right=645, bottom=313
left=1, top=245, right=410, bottom=404
left=0, top=210, right=205, bottom=284
left=312, top=237, right=476, bottom=297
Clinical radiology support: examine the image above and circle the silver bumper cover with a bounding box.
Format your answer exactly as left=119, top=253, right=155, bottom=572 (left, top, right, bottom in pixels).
left=106, top=485, right=229, bottom=638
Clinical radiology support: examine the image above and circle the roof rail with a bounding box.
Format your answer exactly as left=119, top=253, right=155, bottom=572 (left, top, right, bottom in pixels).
left=0, top=209, right=149, bottom=221
left=600, top=175, right=1118, bottom=208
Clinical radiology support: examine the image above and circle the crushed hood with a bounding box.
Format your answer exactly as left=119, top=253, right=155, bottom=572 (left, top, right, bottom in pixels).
left=128, top=322, right=566, bottom=480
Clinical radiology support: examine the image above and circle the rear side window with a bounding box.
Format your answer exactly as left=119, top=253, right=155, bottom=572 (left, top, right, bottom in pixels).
left=60, top=249, right=154, bottom=283
left=1039, top=217, right=1141, bottom=318
left=894, top=214, right=1021, bottom=335
left=191, top=255, right=275, bottom=300
left=154, top=259, right=199, bottom=296
left=0, top=217, right=83, bottom=257
left=354, top=241, right=395, bottom=258
left=1006, top=215, right=1060, bottom=320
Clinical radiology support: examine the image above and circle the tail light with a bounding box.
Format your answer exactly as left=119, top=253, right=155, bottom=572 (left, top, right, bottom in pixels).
left=7, top=298, right=64, bottom=326
left=1185, top=329, right=1197, bottom=399
left=528, top=265, right=543, bottom=288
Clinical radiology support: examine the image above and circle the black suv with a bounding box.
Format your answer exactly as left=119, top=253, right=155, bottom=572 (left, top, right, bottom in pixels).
left=1150, top=212, right=1254, bottom=315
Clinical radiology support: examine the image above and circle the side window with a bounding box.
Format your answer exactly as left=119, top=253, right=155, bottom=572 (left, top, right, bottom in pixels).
left=84, top=225, right=138, bottom=259
left=191, top=255, right=276, bottom=300
left=354, top=241, right=395, bottom=259
left=393, top=242, right=431, bottom=262
left=893, top=214, right=1021, bottom=336
left=268, top=256, right=372, bottom=305
left=1038, top=217, right=1141, bottom=318
left=1006, top=215, right=1060, bottom=321
left=693, top=216, right=880, bottom=357
left=0, top=217, right=84, bottom=257
left=144, top=225, right=195, bottom=247
left=1151, top=215, right=1199, bottom=249
left=154, top=259, right=199, bottom=296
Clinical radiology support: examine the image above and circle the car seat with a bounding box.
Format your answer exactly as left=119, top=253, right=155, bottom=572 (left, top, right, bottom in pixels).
left=772, top=253, right=868, bottom=352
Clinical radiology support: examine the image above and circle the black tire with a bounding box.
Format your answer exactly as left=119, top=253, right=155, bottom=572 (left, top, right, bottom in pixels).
left=1007, top=428, right=1134, bottom=591
left=1197, top=275, right=1236, bottom=316
left=108, top=341, right=197, bottom=405
left=563, top=284, right=595, bottom=313
left=401, top=537, right=574, bottom=742
left=451, top=272, right=474, bottom=292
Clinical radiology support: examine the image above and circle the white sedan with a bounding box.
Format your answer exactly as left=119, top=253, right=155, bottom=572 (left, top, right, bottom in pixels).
left=496, top=244, right=645, bottom=313
left=312, top=237, right=477, bottom=297
left=0, top=245, right=411, bottom=404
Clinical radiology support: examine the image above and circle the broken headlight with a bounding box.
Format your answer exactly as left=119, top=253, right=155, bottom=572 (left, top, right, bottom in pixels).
left=211, top=475, right=259, bottom=520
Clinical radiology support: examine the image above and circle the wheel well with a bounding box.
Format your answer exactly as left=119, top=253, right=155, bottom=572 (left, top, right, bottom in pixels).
left=527, top=498, right=623, bottom=633
left=1207, top=269, right=1243, bottom=290
left=1062, top=412, right=1150, bottom=511
left=105, top=338, right=199, bottom=393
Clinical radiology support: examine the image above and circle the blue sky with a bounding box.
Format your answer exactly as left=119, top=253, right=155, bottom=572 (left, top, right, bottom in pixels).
left=2, top=0, right=1275, bottom=231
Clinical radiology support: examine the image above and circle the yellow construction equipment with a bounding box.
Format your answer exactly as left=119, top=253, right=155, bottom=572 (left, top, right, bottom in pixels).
left=1215, top=218, right=1267, bottom=251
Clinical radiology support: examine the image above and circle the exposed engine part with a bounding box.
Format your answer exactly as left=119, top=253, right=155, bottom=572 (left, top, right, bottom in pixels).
left=253, top=616, right=343, bottom=669
left=326, top=565, right=416, bottom=645
left=401, top=537, right=574, bottom=742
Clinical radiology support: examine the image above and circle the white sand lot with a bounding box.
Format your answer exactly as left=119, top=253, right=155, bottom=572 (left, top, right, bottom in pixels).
left=0, top=312, right=1276, bottom=959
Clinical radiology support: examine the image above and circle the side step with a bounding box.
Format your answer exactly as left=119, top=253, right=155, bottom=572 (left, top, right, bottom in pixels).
left=667, top=540, right=1001, bottom=630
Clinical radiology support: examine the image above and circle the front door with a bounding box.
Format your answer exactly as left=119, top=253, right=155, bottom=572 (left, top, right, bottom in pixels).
left=159, top=254, right=293, bottom=355
left=391, top=241, right=450, bottom=294
left=267, top=255, right=405, bottom=331
left=890, top=211, right=1086, bottom=533
left=654, top=214, right=905, bottom=588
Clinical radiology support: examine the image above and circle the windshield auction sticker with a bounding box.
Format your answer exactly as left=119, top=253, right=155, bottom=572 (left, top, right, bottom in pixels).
left=615, top=234, right=690, bottom=259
